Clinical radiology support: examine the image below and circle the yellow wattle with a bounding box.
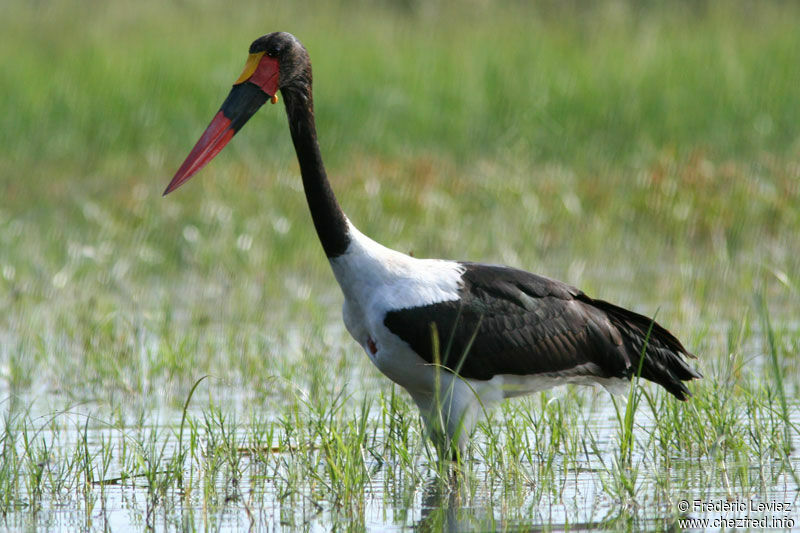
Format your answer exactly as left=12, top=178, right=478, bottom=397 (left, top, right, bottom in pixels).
left=234, top=51, right=266, bottom=85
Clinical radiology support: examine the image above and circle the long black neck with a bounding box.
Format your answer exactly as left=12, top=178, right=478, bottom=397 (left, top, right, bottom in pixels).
left=282, top=86, right=350, bottom=258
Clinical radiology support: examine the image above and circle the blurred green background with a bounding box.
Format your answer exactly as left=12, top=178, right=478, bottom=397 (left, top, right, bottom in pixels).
left=1, top=0, right=798, bottom=404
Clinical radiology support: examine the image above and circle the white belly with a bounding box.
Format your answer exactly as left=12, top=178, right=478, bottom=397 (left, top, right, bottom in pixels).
left=342, top=295, right=432, bottom=392
left=331, top=221, right=466, bottom=389
left=330, top=221, right=490, bottom=449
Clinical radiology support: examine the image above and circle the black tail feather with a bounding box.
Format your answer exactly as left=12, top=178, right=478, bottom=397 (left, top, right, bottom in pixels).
left=583, top=296, right=702, bottom=400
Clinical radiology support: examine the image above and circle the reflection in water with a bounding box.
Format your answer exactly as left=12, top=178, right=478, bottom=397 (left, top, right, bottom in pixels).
left=412, top=465, right=677, bottom=532
left=416, top=473, right=484, bottom=533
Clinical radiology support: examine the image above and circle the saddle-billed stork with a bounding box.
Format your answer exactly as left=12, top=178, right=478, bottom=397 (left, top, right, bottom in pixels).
left=164, top=32, right=701, bottom=455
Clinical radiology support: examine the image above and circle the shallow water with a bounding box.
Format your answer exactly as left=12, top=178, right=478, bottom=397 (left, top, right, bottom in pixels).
left=3, top=385, right=798, bottom=531
left=2, top=297, right=799, bottom=530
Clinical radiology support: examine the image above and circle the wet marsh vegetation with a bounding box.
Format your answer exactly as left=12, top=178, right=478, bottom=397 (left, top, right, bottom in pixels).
left=2, top=0, right=799, bottom=530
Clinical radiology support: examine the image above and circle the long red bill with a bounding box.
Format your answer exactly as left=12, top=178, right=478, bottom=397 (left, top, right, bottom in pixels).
left=163, top=111, right=234, bottom=195
left=164, top=82, right=271, bottom=196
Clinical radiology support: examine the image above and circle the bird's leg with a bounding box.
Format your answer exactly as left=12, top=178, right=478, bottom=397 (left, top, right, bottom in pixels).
left=422, top=323, right=469, bottom=461
left=420, top=393, right=468, bottom=463
left=425, top=422, right=461, bottom=463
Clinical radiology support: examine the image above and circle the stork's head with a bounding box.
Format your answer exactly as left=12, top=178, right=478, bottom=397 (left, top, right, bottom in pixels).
left=164, top=32, right=310, bottom=195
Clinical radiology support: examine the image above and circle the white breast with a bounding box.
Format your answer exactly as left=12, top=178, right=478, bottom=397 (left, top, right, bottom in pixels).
left=329, top=221, right=465, bottom=388
left=330, top=222, right=464, bottom=312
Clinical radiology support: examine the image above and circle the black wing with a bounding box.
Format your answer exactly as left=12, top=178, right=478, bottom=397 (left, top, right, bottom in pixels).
left=383, top=263, right=701, bottom=399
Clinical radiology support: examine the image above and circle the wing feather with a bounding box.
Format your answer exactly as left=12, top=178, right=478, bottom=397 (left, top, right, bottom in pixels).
left=384, top=263, right=631, bottom=381
left=383, top=262, right=700, bottom=398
